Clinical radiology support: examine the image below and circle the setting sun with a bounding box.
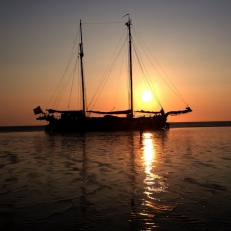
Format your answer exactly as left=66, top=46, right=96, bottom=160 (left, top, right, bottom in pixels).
left=141, top=90, right=152, bottom=102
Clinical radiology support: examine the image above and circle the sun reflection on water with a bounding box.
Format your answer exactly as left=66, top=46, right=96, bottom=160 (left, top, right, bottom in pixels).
left=142, top=133, right=155, bottom=176
left=133, top=132, right=173, bottom=229
left=141, top=132, right=167, bottom=197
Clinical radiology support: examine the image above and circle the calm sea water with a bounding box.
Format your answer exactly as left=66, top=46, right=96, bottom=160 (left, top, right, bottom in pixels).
left=0, top=126, right=231, bottom=230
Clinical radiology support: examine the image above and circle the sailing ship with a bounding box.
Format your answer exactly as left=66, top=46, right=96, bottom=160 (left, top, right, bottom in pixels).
left=34, top=16, right=192, bottom=132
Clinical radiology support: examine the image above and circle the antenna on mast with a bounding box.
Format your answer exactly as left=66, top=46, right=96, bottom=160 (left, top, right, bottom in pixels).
left=122, top=14, right=129, bottom=18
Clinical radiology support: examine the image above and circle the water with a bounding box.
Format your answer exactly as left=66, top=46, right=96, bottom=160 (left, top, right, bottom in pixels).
left=0, top=127, right=231, bottom=230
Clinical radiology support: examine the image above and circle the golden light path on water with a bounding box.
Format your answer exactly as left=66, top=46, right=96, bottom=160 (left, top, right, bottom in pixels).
left=136, top=132, right=174, bottom=226
left=142, top=133, right=164, bottom=198
left=1, top=129, right=230, bottom=230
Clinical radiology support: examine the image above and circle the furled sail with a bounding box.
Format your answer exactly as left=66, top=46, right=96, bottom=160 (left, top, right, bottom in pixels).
left=87, top=110, right=132, bottom=115
left=166, top=107, right=192, bottom=116
left=46, top=109, right=84, bottom=115
left=135, top=108, right=165, bottom=115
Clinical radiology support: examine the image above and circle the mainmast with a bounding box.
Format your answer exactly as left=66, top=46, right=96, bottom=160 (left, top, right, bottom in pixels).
left=125, top=15, right=133, bottom=118
left=79, top=20, right=86, bottom=115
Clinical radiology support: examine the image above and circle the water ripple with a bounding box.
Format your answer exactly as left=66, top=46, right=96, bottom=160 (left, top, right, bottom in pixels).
left=0, top=128, right=231, bottom=230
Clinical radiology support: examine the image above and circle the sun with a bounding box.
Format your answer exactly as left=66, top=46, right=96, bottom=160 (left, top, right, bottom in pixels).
left=141, top=90, right=152, bottom=102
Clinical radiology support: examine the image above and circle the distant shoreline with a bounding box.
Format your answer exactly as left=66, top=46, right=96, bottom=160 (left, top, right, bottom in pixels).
left=170, top=121, right=231, bottom=128
left=0, top=125, right=44, bottom=133
left=0, top=121, right=231, bottom=133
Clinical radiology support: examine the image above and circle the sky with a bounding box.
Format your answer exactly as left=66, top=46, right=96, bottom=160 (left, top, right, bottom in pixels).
left=1, top=0, right=231, bottom=126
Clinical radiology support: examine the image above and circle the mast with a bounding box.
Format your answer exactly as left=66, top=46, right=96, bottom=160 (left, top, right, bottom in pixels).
left=79, top=20, right=86, bottom=115
left=125, top=15, right=133, bottom=118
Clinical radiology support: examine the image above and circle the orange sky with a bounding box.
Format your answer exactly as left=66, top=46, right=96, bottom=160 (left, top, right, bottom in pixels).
left=1, top=1, right=231, bottom=126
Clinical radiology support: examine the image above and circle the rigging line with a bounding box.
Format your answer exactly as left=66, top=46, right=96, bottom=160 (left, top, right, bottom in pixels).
left=54, top=33, right=82, bottom=107
left=132, top=27, right=171, bottom=101
left=87, top=28, right=127, bottom=110
left=53, top=58, right=77, bottom=107
left=54, top=47, right=80, bottom=107
left=132, top=26, right=188, bottom=105
left=135, top=47, right=160, bottom=104
left=133, top=42, right=162, bottom=108
left=47, top=27, right=80, bottom=109
left=68, top=51, right=78, bottom=108
left=54, top=67, right=76, bottom=108
left=90, top=39, right=127, bottom=110
left=114, top=37, right=127, bottom=108
left=132, top=39, right=161, bottom=104
left=136, top=27, right=188, bottom=105
left=135, top=53, right=159, bottom=105
left=132, top=37, right=162, bottom=105
left=132, top=32, right=163, bottom=106
left=48, top=28, right=80, bottom=108
left=110, top=107, right=115, bottom=112
left=82, top=22, right=124, bottom=24
left=87, top=31, right=127, bottom=110
left=168, top=113, right=187, bottom=122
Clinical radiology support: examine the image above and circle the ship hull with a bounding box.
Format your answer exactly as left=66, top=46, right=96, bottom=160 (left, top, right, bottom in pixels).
left=45, top=115, right=167, bottom=133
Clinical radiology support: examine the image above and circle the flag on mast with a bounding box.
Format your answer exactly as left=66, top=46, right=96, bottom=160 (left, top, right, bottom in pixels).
left=33, top=106, right=43, bottom=115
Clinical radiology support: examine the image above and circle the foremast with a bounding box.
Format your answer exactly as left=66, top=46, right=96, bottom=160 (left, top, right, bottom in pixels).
left=79, top=20, right=86, bottom=116
left=125, top=15, right=133, bottom=119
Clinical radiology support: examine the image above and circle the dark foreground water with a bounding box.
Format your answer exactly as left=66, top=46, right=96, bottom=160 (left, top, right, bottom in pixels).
left=0, top=127, right=231, bottom=230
